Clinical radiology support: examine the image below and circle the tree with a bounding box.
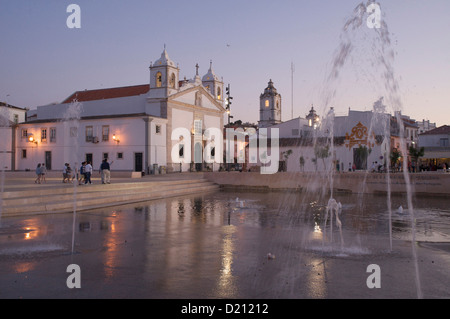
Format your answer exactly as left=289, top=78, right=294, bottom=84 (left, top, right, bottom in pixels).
left=409, top=146, right=424, bottom=173
left=311, top=157, right=318, bottom=172
left=314, top=145, right=330, bottom=171
left=299, top=155, right=305, bottom=172
left=281, top=149, right=293, bottom=172
left=390, top=149, right=401, bottom=170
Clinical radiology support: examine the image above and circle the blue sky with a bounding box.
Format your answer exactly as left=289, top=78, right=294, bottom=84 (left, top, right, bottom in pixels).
left=1, top=0, right=449, bottom=126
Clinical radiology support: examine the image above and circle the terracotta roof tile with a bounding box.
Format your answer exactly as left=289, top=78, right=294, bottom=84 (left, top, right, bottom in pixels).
left=62, top=84, right=149, bottom=103
left=420, top=125, right=450, bottom=135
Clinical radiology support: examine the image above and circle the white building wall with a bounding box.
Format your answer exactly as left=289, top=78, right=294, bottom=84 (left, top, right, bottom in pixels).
left=15, top=117, right=157, bottom=171
left=0, top=127, right=13, bottom=170
left=419, top=133, right=449, bottom=148
left=150, top=119, right=167, bottom=166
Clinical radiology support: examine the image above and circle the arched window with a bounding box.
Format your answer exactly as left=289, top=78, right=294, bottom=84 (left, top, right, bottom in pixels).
left=156, top=72, right=162, bottom=88
left=217, top=87, right=221, bottom=100
left=169, top=73, right=176, bottom=88
left=265, top=100, right=270, bottom=107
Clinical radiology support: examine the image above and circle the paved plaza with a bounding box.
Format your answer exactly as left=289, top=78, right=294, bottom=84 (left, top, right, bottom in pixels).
left=1, top=174, right=450, bottom=300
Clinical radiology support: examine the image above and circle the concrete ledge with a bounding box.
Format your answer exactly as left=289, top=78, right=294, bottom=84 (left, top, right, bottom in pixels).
left=0, top=176, right=219, bottom=217
left=204, top=171, right=450, bottom=196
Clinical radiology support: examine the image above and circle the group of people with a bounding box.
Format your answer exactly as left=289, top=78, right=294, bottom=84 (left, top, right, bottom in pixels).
left=34, top=160, right=113, bottom=185
left=34, top=163, right=47, bottom=184
left=64, top=159, right=113, bottom=185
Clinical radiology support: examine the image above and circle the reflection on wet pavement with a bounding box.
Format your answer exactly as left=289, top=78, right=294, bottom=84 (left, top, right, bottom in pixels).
left=0, top=191, right=449, bottom=298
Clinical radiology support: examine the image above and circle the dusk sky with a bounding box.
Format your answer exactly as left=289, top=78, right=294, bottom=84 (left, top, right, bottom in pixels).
left=1, top=0, right=449, bottom=126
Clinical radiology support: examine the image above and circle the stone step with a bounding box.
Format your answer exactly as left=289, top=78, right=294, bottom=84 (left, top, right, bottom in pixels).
left=2, top=180, right=215, bottom=206
left=1, top=178, right=211, bottom=199
left=1, top=181, right=219, bottom=217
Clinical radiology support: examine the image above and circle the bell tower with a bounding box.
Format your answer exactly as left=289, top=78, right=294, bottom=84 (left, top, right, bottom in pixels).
left=202, top=60, right=224, bottom=105
left=149, top=48, right=180, bottom=98
left=259, top=79, right=282, bottom=128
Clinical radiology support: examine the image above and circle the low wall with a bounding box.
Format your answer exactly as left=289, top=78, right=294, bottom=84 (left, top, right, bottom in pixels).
left=204, top=171, right=450, bottom=196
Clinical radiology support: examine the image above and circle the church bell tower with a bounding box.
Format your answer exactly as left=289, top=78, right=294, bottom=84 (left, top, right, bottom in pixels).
left=259, top=79, right=282, bottom=128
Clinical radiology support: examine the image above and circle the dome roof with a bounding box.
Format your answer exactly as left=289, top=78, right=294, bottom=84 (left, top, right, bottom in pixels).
left=261, top=79, right=279, bottom=97
left=202, top=61, right=220, bottom=82
left=153, top=49, right=176, bottom=67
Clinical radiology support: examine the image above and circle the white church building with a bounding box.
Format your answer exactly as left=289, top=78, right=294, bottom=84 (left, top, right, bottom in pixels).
left=13, top=49, right=226, bottom=173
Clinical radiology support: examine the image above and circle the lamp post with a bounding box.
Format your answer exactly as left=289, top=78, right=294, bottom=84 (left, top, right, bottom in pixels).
left=226, top=84, right=233, bottom=125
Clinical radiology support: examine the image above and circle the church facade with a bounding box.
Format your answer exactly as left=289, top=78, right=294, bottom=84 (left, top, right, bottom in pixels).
left=14, top=49, right=226, bottom=173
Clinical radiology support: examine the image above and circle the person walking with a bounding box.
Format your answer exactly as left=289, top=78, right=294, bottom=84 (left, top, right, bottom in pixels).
left=35, top=163, right=42, bottom=184
left=40, top=163, right=47, bottom=183
left=84, top=161, right=93, bottom=184
left=63, top=163, right=68, bottom=183
left=99, top=158, right=113, bottom=184
left=66, top=163, right=74, bottom=182
left=78, top=161, right=86, bottom=185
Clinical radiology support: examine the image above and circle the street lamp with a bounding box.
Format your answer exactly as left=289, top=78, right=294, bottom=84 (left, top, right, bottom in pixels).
left=28, top=134, right=38, bottom=145
left=226, top=84, right=233, bottom=124
left=112, top=134, right=120, bottom=144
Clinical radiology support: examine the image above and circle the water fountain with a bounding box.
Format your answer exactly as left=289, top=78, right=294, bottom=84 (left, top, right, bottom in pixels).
left=323, top=198, right=344, bottom=248
left=310, top=0, right=423, bottom=298
left=0, top=106, right=10, bottom=226
left=62, top=99, right=83, bottom=255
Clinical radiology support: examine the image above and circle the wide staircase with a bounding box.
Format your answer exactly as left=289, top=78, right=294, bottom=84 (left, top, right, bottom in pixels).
left=0, top=178, right=219, bottom=217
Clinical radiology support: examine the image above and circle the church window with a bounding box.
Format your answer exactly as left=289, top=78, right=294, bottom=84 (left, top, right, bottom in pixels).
left=169, top=73, right=176, bottom=88
left=265, top=100, right=269, bottom=107
left=194, top=120, right=202, bottom=135
left=217, top=87, right=221, bottom=100
left=156, top=72, right=162, bottom=88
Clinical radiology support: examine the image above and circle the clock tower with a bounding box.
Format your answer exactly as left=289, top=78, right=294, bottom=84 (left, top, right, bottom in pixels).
left=259, top=79, right=282, bottom=128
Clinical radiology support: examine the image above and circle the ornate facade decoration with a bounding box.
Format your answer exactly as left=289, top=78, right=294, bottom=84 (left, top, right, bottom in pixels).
left=345, top=122, right=376, bottom=150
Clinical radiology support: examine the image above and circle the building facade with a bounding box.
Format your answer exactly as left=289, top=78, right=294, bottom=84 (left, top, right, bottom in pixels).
left=419, top=125, right=450, bottom=170
left=13, top=49, right=226, bottom=173
left=0, top=102, right=27, bottom=171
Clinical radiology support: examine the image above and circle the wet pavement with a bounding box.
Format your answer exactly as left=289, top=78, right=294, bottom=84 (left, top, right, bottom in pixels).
left=0, top=190, right=450, bottom=299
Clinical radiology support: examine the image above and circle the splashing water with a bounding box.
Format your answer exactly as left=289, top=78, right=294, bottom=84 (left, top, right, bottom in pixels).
left=0, top=106, right=12, bottom=226
left=62, top=100, right=83, bottom=254
left=314, top=1, right=422, bottom=297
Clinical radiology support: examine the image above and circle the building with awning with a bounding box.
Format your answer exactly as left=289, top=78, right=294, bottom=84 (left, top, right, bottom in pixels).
left=418, top=125, right=450, bottom=170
